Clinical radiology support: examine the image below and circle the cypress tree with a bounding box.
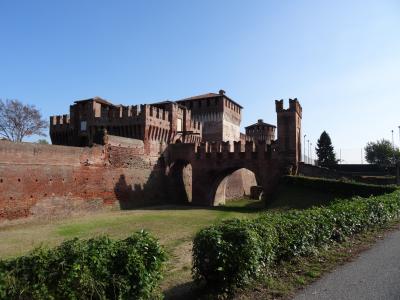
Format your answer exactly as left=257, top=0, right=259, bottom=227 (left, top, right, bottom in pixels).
left=316, top=131, right=338, bottom=167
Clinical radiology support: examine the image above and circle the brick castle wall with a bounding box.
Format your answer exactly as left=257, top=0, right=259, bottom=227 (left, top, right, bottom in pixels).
left=0, top=139, right=256, bottom=220
left=0, top=139, right=167, bottom=221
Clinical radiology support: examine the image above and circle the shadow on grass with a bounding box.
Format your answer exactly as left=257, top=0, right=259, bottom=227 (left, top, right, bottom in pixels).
left=113, top=171, right=351, bottom=215
left=119, top=183, right=348, bottom=214
left=135, top=199, right=266, bottom=214
left=139, top=183, right=347, bottom=213
left=163, top=281, right=199, bottom=300
left=113, top=170, right=267, bottom=214
left=267, top=183, right=347, bottom=211
left=164, top=280, right=218, bottom=300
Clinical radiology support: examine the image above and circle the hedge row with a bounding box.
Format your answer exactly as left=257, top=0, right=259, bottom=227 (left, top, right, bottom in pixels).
left=283, top=175, right=397, bottom=197
left=0, top=231, right=167, bottom=300
left=192, top=190, right=400, bottom=291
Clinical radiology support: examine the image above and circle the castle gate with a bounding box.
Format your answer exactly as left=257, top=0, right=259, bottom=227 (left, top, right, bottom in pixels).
left=166, top=141, right=287, bottom=206
left=164, top=99, right=302, bottom=206
left=166, top=98, right=303, bottom=206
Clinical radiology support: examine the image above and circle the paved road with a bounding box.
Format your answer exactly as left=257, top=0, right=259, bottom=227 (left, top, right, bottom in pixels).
left=294, top=229, right=400, bottom=300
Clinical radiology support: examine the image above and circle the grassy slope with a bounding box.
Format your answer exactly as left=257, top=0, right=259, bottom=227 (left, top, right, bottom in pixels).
left=0, top=203, right=264, bottom=291
left=0, top=184, right=338, bottom=294
left=267, top=183, right=345, bottom=210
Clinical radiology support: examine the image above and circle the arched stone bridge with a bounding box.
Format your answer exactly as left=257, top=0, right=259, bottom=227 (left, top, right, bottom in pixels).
left=165, top=98, right=303, bottom=206
left=166, top=140, right=292, bottom=206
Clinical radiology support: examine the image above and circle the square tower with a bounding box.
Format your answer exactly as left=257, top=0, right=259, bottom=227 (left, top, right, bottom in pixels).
left=275, top=98, right=302, bottom=165
left=176, top=90, right=242, bottom=143
left=245, top=119, right=276, bottom=144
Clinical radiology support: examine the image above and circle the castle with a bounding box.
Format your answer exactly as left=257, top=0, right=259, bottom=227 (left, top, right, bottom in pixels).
left=49, top=90, right=246, bottom=150
left=0, top=92, right=302, bottom=220
left=49, top=90, right=270, bottom=202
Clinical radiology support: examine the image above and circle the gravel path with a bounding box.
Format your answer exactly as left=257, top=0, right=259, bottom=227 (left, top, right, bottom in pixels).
left=294, top=229, right=400, bottom=300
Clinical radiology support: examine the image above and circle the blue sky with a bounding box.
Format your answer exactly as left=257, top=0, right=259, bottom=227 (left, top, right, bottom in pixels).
left=1, top=0, right=399, bottom=163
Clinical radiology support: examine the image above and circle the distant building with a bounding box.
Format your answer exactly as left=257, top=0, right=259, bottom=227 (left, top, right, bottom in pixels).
left=245, top=119, right=276, bottom=144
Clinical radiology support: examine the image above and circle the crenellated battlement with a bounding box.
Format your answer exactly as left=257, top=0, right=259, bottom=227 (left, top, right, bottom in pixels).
left=50, top=114, right=70, bottom=126
left=87, top=103, right=173, bottom=123
left=121, top=105, right=143, bottom=118
left=289, top=98, right=302, bottom=117
left=275, top=98, right=302, bottom=117
left=100, top=104, right=145, bottom=120
left=275, top=99, right=284, bottom=112
left=194, top=140, right=273, bottom=160
left=148, top=105, right=170, bottom=121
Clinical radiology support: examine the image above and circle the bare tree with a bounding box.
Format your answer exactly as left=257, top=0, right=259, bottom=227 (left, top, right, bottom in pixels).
left=0, top=99, right=48, bottom=142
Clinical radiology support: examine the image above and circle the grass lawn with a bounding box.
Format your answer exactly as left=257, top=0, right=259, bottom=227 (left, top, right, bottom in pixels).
left=0, top=184, right=339, bottom=296
left=0, top=199, right=265, bottom=293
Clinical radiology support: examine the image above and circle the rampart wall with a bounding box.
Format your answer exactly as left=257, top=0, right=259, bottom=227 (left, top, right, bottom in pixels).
left=0, top=138, right=167, bottom=221
left=0, top=139, right=258, bottom=221
left=298, top=163, right=396, bottom=185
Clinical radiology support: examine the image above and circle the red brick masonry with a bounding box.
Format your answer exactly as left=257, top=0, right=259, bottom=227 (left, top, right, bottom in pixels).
left=0, top=137, right=166, bottom=220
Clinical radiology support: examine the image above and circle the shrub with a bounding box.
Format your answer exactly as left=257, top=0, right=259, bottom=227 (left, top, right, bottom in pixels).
left=264, top=208, right=336, bottom=260
left=192, top=218, right=278, bottom=291
left=0, top=231, right=167, bottom=300
left=193, top=219, right=261, bottom=290
left=192, top=190, right=400, bottom=292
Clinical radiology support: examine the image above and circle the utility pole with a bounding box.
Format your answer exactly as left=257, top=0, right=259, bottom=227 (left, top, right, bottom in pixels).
left=303, top=134, right=307, bottom=163
left=307, top=139, right=310, bottom=164
left=310, top=142, right=313, bottom=165
left=399, top=126, right=400, bottom=146
left=392, top=130, right=395, bottom=164
left=340, top=148, right=342, bottom=164
left=361, top=148, right=363, bottom=164
left=397, top=162, right=400, bottom=186
left=398, top=127, right=400, bottom=186
left=392, top=130, right=395, bottom=149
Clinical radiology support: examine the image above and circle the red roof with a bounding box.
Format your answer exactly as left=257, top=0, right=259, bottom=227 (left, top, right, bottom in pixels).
left=178, top=92, right=243, bottom=109
left=245, top=121, right=276, bottom=129
left=74, top=97, right=115, bottom=106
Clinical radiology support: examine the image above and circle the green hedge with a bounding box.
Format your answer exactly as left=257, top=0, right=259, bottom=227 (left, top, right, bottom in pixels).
left=192, top=191, right=400, bottom=292
left=283, top=175, right=397, bottom=197
left=0, top=231, right=167, bottom=300
left=192, top=218, right=277, bottom=289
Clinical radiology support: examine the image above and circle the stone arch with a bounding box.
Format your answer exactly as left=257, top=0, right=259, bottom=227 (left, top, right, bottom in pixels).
left=167, top=159, right=192, bottom=204
left=208, top=166, right=261, bottom=206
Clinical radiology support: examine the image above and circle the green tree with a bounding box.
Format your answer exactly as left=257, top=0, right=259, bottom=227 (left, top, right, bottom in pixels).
left=316, top=131, right=338, bottom=167
left=36, top=139, right=49, bottom=144
left=364, top=139, right=400, bottom=167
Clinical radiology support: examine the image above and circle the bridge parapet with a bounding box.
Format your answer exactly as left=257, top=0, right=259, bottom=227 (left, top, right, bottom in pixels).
left=195, top=140, right=273, bottom=161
